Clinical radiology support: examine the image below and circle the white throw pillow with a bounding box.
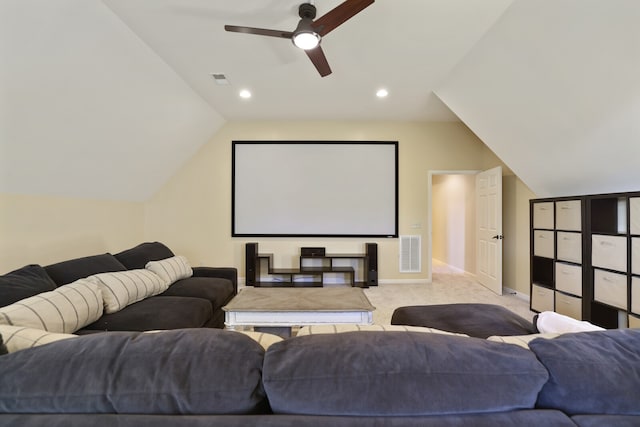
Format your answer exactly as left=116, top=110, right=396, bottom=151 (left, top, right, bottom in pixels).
left=89, top=269, right=168, bottom=314
left=296, top=324, right=469, bottom=337
left=145, top=255, right=193, bottom=285
left=0, top=324, right=77, bottom=353
left=0, top=279, right=103, bottom=333
left=536, top=311, right=605, bottom=334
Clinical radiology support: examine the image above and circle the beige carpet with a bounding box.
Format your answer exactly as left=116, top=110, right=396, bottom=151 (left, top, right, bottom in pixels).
left=363, top=260, right=535, bottom=325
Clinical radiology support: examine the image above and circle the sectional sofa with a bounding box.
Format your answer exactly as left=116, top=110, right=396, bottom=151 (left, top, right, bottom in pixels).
left=0, top=326, right=639, bottom=426
left=0, top=242, right=237, bottom=332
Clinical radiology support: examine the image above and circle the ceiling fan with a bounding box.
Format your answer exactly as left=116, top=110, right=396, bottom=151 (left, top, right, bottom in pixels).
left=224, top=0, right=375, bottom=77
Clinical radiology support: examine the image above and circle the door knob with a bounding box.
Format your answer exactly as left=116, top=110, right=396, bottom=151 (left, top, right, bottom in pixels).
left=492, top=235, right=504, bottom=240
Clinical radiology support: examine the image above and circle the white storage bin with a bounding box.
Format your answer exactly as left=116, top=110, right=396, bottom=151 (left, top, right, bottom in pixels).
left=632, top=238, right=640, bottom=275
left=534, top=230, right=554, bottom=259
left=632, top=277, right=640, bottom=315
left=555, top=262, right=582, bottom=296
left=592, top=235, right=627, bottom=272
left=555, top=200, right=582, bottom=231
left=555, top=292, right=582, bottom=320
left=594, top=269, right=628, bottom=310
left=531, top=284, right=554, bottom=312
left=556, top=232, right=582, bottom=263
left=533, top=202, right=554, bottom=229
left=630, top=198, right=640, bottom=235
left=629, top=314, right=640, bottom=329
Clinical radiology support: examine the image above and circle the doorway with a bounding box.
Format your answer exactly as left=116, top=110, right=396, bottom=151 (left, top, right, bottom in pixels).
left=428, top=171, right=477, bottom=280
left=427, top=168, right=503, bottom=295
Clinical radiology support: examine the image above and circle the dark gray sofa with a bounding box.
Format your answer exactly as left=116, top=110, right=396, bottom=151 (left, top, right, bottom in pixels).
left=0, top=242, right=237, bottom=331
left=1, top=327, right=639, bottom=426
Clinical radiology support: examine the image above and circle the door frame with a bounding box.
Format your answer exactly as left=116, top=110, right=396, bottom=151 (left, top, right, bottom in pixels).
left=426, top=170, right=480, bottom=283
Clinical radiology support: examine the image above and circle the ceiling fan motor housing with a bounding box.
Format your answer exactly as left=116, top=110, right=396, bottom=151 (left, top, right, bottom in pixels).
left=299, top=3, right=317, bottom=19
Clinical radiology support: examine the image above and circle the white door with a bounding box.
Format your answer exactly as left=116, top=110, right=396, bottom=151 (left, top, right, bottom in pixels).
left=476, top=166, right=503, bottom=295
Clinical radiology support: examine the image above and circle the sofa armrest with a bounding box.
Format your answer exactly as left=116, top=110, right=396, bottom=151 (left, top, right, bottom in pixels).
left=192, top=267, right=238, bottom=294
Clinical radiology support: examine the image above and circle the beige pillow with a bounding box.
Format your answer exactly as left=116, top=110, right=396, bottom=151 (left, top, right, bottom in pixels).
left=89, top=269, right=168, bottom=314
left=487, top=333, right=562, bottom=349
left=0, top=324, right=77, bottom=353
left=296, top=324, right=469, bottom=337
left=0, top=279, right=103, bottom=333
left=145, top=255, right=193, bottom=285
left=232, top=330, right=284, bottom=350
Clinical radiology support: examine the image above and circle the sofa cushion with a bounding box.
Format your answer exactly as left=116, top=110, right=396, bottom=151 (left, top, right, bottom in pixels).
left=45, top=254, right=126, bottom=286
left=571, top=415, right=640, bottom=427
left=114, top=242, right=174, bottom=270
left=263, top=331, right=549, bottom=416
left=81, top=296, right=212, bottom=332
left=0, top=264, right=57, bottom=308
left=0, top=329, right=268, bottom=415
left=0, top=325, right=77, bottom=353
left=0, top=279, right=103, bottom=333
left=391, top=304, right=535, bottom=338
left=88, top=269, right=168, bottom=314
left=146, top=255, right=192, bottom=285
left=529, top=329, right=640, bottom=415
left=159, top=277, right=234, bottom=311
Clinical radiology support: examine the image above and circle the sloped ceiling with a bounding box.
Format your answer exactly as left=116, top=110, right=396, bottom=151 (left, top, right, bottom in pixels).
left=437, top=0, right=640, bottom=198
left=1, top=0, right=225, bottom=201
left=2, top=0, right=639, bottom=201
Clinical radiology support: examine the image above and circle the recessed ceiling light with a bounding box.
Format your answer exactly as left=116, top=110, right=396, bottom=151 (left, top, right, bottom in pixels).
left=239, top=89, right=252, bottom=99
left=376, top=88, right=389, bottom=98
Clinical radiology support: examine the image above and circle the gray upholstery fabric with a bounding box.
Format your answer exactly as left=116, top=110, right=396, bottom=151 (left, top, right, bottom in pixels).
left=263, top=331, right=549, bottom=416
left=44, top=254, right=126, bottom=286
left=0, top=411, right=578, bottom=427
left=114, top=242, right=174, bottom=270
left=0, top=264, right=57, bottom=307
left=160, top=277, right=234, bottom=312
left=529, top=329, right=640, bottom=415
left=0, top=329, right=267, bottom=415
left=80, top=296, right=212, bottom=332
left=391, top=304, right=535, bottom=338
left=572, top=415, right=640, bottom=427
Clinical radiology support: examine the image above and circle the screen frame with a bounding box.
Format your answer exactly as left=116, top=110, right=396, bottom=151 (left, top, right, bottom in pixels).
left=231, top=140, right=399, bottom=238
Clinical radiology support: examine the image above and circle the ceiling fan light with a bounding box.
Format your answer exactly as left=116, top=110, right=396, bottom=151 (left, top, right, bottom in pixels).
left=292, top=31, right=320, bottom=50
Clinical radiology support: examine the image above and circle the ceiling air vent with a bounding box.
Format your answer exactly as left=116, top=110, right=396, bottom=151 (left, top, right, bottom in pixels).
left=211, top=73, right=229, bottom=85
left=399, top=235, right=421, bottom=273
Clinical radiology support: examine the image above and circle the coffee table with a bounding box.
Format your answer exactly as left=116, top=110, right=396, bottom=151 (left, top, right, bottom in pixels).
left=223, top=287, right=375, bottom=337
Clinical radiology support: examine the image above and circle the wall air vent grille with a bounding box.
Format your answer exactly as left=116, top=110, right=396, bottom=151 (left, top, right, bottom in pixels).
left=399, top=235, right=421, bottom=273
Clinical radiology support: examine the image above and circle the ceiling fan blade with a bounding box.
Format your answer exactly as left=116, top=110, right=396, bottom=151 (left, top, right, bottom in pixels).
left=312, top=0, right=374, bottom=36
left=224, top=25, right=293, bottom=39
left=305, top=45, right=332, bottom=77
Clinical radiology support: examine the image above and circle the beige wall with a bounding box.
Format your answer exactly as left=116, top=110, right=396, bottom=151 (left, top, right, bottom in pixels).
left=432, top=174, right=476, bottom=273
left=503, top=176, right=536, bottom=295
left=0, top=193, right=144, bottom=272
left=145, top=120, right=522, bottom=284
left=1, top=120, right=533, bottom=296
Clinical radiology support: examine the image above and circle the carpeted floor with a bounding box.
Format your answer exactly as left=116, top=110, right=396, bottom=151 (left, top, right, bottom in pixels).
left=363, top=260, right=535, bottom=325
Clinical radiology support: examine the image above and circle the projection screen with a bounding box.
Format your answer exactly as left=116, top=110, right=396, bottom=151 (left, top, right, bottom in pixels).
left=232, top=141, right=398, bottom=237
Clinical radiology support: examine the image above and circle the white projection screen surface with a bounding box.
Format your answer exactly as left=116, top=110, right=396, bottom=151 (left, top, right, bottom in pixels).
left=232, top=141, right=398, bottom=237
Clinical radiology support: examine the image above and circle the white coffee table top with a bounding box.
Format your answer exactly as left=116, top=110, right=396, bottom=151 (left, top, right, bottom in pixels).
left=223, top=287, right=375, bottom=330
left=223, top=287, right=375, bottom=312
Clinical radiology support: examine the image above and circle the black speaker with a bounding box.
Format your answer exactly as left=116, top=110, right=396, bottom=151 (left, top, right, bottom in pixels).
left=245, top=242, right=258, bottom=286
left=365, top=243, right=378, bottom=286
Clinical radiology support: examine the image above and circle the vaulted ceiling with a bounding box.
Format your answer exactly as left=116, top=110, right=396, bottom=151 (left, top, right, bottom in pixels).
left=2, top=0, right=638, bottom=201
